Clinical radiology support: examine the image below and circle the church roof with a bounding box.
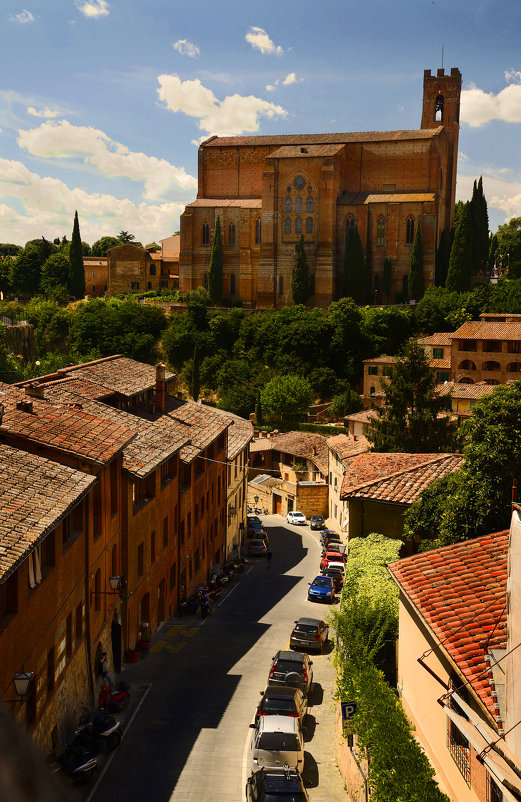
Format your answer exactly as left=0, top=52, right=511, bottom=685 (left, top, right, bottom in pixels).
left=186, top=198, right=262, bottom=209
left=339, top=192, right=436, bottom=205
left=201, top=128, right=443, bottom=148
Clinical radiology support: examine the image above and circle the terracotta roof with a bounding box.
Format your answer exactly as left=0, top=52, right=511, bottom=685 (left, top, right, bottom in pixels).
left=0, top=383, right=134, bottom=466
left=43, top=384, right=190, bottom=479
left=450, top=321, right=521, bottom=341
left=342, top=453, right=463, bottom=504
left=339, top=192, right=436, bottom=205
left=208, top=407, right=253, bottom=461
left=0, top=443, right=96, bottom=581
left=436, top=381, right=502, bottom=400
left=43, top=377, right=114, bottom=400
left=388, top=531, right=509, bottom=718
left=186, top=198, right=262, bottom=209
left=429, top=359, right=451, bottom=369
left=326, top=433, right=369, bottom=462
left=344, top=409, right=377, bottom=424
left=60, top=356, right=175, bottom=398
left=341, top=452, right=458, bottom=499
left=144, top=398, right=230, bottom=464
left=418, top=333, right=453, bottom=347
left=201, top=129, right=442, bottom=148
left=250, top=431, right=329, bottom=475
left=268, top=143, right=346, bottom=158
left=363, top=355, right=396, bottom=364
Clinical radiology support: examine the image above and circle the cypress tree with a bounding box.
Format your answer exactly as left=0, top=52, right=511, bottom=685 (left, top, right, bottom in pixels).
left=446, top=202, right=473, bottom=292
left=255, top=389, right=263, bottom=425
left=343, top=225, right=368, bottom=304
left=383, top=257, right=393, bottom=301
left=469, top=177, right=489, bottom=275
left=68, top=210, right=85, bottom=299
left=292, top=234, right=310, bottom=304
left=191, top=343, right=200, bottom=401
left=435, top=228, right=451, bottom=287
left=408, top=221, right=425, bottom=301
left=477, top=176, right=489, bottom=272
left=207, top=216, right=223, bottom=303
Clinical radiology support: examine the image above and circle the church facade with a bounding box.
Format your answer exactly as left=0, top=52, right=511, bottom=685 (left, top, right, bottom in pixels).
left=179, top=67, right=461, bottom=308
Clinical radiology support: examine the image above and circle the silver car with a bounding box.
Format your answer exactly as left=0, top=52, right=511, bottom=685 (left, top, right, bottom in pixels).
left=250, top=714, right=304, bottom=773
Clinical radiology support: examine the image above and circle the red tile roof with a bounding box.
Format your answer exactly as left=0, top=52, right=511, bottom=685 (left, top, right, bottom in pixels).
left=0, top=443, right=95, bottom=581
left=418, top=333, right=453, bottom=347
left=60, top=356, right=175, bottom=397
left=250, top=431, right=329, bottom=475
left=326, top=433, right=369, bottom=463
left=436, top=381, right=502, bottom=400
left=363, top=356, right=396, bottom=364
left=186, top=198, right=262, bottom=209
left=388, top=531, right=509, bottom=718
left=450, top=321, right=521, bottom=341
left=202, top=128, right=442, bottom=148
left=147, top=398, right=230, bottom=464
left=340, top=192, right=436, bottom=205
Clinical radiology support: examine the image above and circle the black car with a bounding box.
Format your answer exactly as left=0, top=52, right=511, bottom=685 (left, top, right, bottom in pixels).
left=323, top=567, right=343, bottom=592
left=320, top=529, right=341, bottom=546
left=310, top=514, right=325, bottom=531
left=246, top=767, right=310, bottom=801
left=268, top=650, right=313, bottom=696
left=255, top=685, right=307, bottom=726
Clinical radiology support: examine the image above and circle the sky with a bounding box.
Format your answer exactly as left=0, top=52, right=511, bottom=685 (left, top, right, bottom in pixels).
left=1, top=0, right=521, bottom=247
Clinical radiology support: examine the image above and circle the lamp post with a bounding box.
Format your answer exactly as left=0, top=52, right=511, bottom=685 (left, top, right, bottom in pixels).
left=13, top=670, right=33, bottom=700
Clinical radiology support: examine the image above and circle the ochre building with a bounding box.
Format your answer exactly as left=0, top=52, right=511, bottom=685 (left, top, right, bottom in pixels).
left=180, top=67, right=461, bottom=308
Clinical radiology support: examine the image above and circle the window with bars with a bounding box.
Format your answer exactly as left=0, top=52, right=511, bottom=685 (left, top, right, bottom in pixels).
left=406, top=217, right=415, bottom=244
left=377, top=216, right=385, bottom=245
left=447, top=720, right=470, bottom=785
left=202, top=222, right=210, bottom=245
left=228, top=223, right=235, bottom=246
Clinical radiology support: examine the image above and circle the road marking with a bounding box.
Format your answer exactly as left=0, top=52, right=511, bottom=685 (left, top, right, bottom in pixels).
left=86, top=683, right=152, bottom=802
left=216, top=581, right=239, bottom=606
left=241, top=720, right=254, bottom=795
left=166, top=642, right=185, bottom=653
left=184, top=626, right=199, bottom=637
left=167, top=625, right=181, bottom=637
left=150, top=640, right=165, bottom=653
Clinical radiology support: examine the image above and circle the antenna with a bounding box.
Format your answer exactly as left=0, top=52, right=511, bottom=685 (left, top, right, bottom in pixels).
left=441, top=45, right=444, bottom=70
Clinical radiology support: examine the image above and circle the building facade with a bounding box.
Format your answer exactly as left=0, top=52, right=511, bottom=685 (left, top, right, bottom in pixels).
left=180, top=68, right=461, bottom=308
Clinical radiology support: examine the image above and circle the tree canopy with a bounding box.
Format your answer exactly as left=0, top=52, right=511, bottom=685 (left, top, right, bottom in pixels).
left=343, top=225, right=368, bottom=304
left=260, top=374, right=314, bottom=420
left=68, top=211, right=85, bottom=300
left=445, top=202, right=473, bottom=292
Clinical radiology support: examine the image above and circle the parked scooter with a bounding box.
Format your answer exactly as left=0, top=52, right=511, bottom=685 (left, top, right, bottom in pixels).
left=179, top=595, right=198, bottom=615
left=98, top=681, right=130, bottom=713
left=55, top=741, right=98, bottom=784
left=79, top=707, right=123, bottom=750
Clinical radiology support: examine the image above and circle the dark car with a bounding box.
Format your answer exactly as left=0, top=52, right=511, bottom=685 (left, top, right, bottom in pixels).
left=247, top=516, right=264, bottom=535
left=246, top=767, right=310, bottom=801
left=268, top=650, right=313, bottom=696
left=307, top=575, right=335, bottom=604
left=323, top=567, right=343, bottom=592
left=247, top=527, right=268, bottom=541
left=320, top=529, right=341, bottom=546
left=255, top=685, right=307, bottom=726
left=310, top=514, right=325, bottom=531
left=290, top=618, right=329, bottom=653
left=248, top=538, right=268, bottom=556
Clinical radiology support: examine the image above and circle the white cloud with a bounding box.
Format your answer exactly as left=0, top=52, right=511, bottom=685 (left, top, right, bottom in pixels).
left=461, top=79, right=521, bottom=127
left=282, top=73, right=296, bottom=86
left=457, top=172, right=521, bottom=224
left=17, top=119, right=197, bottom=199
left=172, top=39, right=200, bottom=58
left=157, top=74, right=287, bottom=136
left=27, top=106, right=59, bottom=119
left=265, top=84, right=276, bottom=92
left=505, top=70, right=521, bottom=85
left=245, top=27, right=283, bottom=56
left=10, top=9, right=34, bottom=24
left=75, top=0, right=109, bottom=19
left=0, top=157, right=186, bottom=245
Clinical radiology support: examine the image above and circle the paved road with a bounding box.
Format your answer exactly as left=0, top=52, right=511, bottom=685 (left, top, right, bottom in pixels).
left=85, top=516, right=348, bottom=802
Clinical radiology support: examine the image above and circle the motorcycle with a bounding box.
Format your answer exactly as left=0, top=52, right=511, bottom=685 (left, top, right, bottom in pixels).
left=179, top=595, right=198, bottom=615
left=55, top=741, right=98, bottom=784
left=79, top=707, right=123, bottom=750
left=209, top=571, right=229, bottom=588
left=98, top=681, right=130, bottom=713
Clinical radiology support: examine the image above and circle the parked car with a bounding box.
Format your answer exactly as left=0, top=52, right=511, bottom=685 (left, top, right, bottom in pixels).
left=320, top=529, right=341, bottom=546
left=290, top=618, right=329, bottom=652
left=255, top=685, right=307, bottom=726
left=320, top=551, right=346, bottom=571
left=247, top=528, right=269, bottom=541
left=309, top=514, right=325, bottom=531
left=323, top=567, right=343, bottom=591
left=246, top=766, right=310, bottom=801
left=320, top=541, right=345, bottom=557
left=307, top=575, right=335, bottom=604
left=321, top=560, right=345, bottom=580
left=287, top=511, right=307, bottom=526
left=268, top=650, right=313, bottom=696
left=248, top=538, right=268, bottom=556
left=250, top=715, right=304, bottom=773
left=247, top=516, right=264, bottom=534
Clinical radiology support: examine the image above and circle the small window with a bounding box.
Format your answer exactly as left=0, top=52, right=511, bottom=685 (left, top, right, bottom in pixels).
left=284, top=217, right=291, bottom=235
left=147, top=281, right=152, bottom=290
left=228, top=223, right=235, bottom=246
left=435, top=94, right=444, bottom=123
left=436, top=371, right=450, bottom=382
left=306, top=196, right=314, bottom=213
left=230, top=273, right=236, bottom=295
left=368, top=365, right=378, bottom=376
left=255, top=218, right=262, bottom=244
left=170, top=563, right=176, bottom=591
left=406, top=217, right=415, bottom=244
left=131, top=281, right=140, bottom=290
left=47, top=647, right=55, bottom=695
left=278, top=275, right=284, bottom=296
left=382, top=366, right=393, bottom=377
left=75, top=602, right=83, bottom=642
left=295, top=197, right=303, bottom=214
left=377, top=216, right=385, bottom=245
left=295, top=217, right=302, bottom=235
left=305, top=217, right=313, bottom=234
left=433, top=347, right=444, bottom=359
left=149, top=264, right=156, bottom=276
left=202, top=222, right=210, bottom=246
left=284, top=197, right=292, bottom=213
left=203, top=272, right=208, bottom=289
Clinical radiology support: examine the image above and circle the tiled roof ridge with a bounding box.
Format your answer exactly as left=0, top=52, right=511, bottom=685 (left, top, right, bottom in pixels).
left=343, top=452, right=461, bottom=495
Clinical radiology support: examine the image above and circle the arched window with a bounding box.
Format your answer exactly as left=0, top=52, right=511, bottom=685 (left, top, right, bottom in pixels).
left=229, top=274, right=236, bottom=295
left=346, top=216, right=355, bottom=236
left=278, top=275, right=284, bottom=296
left=483, top=361, right=500, bottom=371
left=305, top=217, right=313, bottom=234
left=306, top=196, right=314, bottom=214
left=458, top=360, right=476, bottom=370
left=507, top=362, right=521, bottom=372
left=284, top=196, right=292, bottom=213
left=377, top=216, right=385, bottom=246
left=284, top=217, right=292, bottom=235
left=202, top=222, right=210, bottom=246
left=295, top=217, right=302, bottom=235
left=406, top=217, right=415, bottom=244
left=255, top=218, right=262, bottom=244
left=228, top=223, right=235, bottom=246
left=435, top=94, right=444, bottom=123
left=295, top=197, right=303, bottom=214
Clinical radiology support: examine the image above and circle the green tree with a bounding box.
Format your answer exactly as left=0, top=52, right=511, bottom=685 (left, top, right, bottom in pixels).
left=408, top=221, right=425, bottom=301
left=368, top=338, right=454, bottom=453
left=435, top=228, right=451, bottom=287
left=260, top=374, right=314, bottom=420
left=10, top=243, right=42, bottom=296
left=68, top=211, right=85, bottom=300
left=383, top=256, right=392, bottom=300
left=191, top=343, right=200, bottom=401
left=91, top=236, right=121, bottom=256
left=118, top=230, right=135, bottom=243
left=0, top=256, right=12, bottom=295
left=445, top=202, right=473, bottom=292
left=343, top=225, right=368, bottom=304
left=327, top=387, right=363, bottom=419
left=470, top=176, right=489, bottom=274
left=495, top=216, right=521, bottom=271
left=292, top=234, right=310, bottom=304
left=0, top=243, right=22, bottom=257
left=255, top=389, right=263, bottom=425
left=207, top=216, right=223, bottom=303
left=40, top=253, right=69, bottom=297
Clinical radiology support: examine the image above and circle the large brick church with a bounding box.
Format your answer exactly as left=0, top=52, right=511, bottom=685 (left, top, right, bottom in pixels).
left=179, top=67, right=461, bottom=308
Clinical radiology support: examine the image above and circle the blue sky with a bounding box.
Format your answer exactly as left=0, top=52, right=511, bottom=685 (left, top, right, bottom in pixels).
left=1, top=0, right=521, bottom=246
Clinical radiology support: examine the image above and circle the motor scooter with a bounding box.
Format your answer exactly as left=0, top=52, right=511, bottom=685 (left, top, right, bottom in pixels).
left=79, top=706, right=123, bottom=750
left=98, top=681, right=130, bottom=713
left=55, top=741, right=98, bottom=784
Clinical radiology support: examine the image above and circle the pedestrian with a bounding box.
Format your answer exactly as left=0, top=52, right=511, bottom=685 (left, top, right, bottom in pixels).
left=266, top=547, right=273, bottom=568
left=96, top=651, right=113, bottom=688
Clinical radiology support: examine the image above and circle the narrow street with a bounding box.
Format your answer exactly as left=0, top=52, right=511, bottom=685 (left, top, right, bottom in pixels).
left=85, top=516, right=348, bottom=802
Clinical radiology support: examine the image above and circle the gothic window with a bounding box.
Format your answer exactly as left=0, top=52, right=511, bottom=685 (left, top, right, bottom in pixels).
left=295, top=217, right=302, bottom=235
left=377, top=216, right=385, bottom=246
left=202, top=222, right=210, bottom=246
left=284, top=217, right=292, bottom=235
left=284, top=197, right=292, bottom=213
left=406, top=217, right=415, bottom=244
left=306, top=196, right=314, bottom=213
left=228, top=223, right=235, bottom=246
left=346, top=216, right=355, bottom=237
left=305, top=217, right=313, bottom=234
left=435, top=94, right=444, bottom=123
left=149, top=263, right=156, bottom=275
left=295, top=197, right=303, bottom=214
left=255, top=218, right=262, bottom=244
left=230, top=273, right=236, bottom=295
left=278, top=275, right=284, bottom=295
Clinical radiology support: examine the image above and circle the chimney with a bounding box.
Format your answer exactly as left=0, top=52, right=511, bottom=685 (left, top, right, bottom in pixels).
left=16, top=398, right=33, bottom=413
left=354, top=435, right=358, bottom=441
left=155, top=363, right=166, bottom=413
left=24, top=381, right=45, bottom=399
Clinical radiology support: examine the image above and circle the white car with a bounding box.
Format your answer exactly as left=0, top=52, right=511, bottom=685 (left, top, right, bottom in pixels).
left=250, top=714, right=304, bottom=773
left=287, top=511, right=307, bottom=526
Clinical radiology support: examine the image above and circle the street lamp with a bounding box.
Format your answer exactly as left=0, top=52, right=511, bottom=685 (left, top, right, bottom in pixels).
left=13, top=670, right=33, bottom=699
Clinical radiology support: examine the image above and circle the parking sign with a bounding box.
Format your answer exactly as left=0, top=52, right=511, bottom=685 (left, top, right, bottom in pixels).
left=341, top=701, right=357, bottom=721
